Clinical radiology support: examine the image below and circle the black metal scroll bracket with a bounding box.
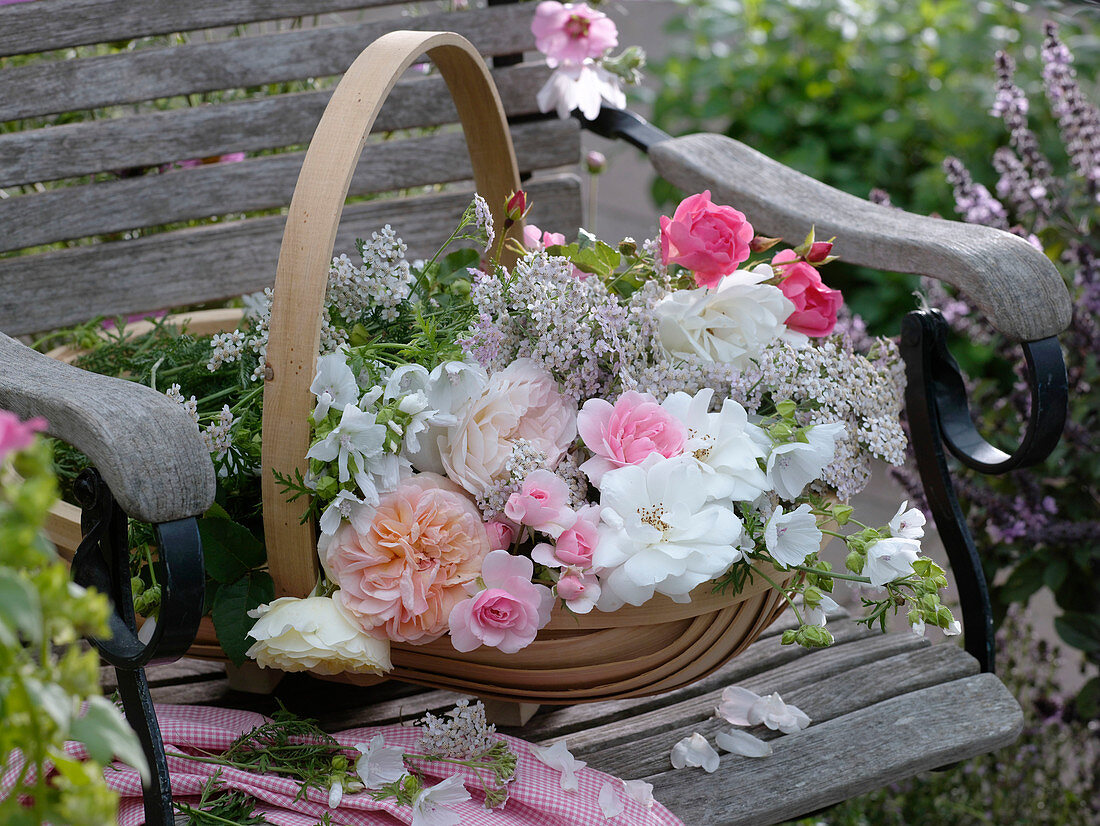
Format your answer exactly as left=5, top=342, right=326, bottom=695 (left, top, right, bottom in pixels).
left=899, top=309, right=1068, bottom=673
left=575, top=107, right=672, bottom=153
left=71, top=468, right=205, bottom=826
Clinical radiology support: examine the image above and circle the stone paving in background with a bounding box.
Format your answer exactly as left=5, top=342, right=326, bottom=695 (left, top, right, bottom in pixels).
left=575, top=0, right=1094, bottom=694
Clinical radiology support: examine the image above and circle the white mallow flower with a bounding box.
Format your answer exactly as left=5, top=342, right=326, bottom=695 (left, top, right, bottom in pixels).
left=391, top=361, right=487, bottom=476
left=318, top=489, right=374, bottom=537
left=306, top=403, right=394, bottom=505
left=660, top=388, right=770, bottom=502
left=669, top=733, right=720, bottom=773
left=310, top=350, right=360, bottom=421
left=863, top=536, right=922, bottom=587
left=804, top=593, right=840, bottom=627
left=763, top=504, right=822, bottom=569
left=715, top=728, right=772, bottom=758
left=246, top=596, right=392, bottom=676
left=594, top=456, right=744, bottom=610
left=889, top=501, right=927, bottom=540
left=410, top=774, right=470, bottom=826
left=765, top=421, right=846, bottom=501
left=654, top=265, right=794, bottom=370
left=354, top=735, right=407, bottom=790
left=528, top=740, right=586, bottom=792
left=717, top=686, right=811, bottom=734
left=536, top=61, right=626, bottom=120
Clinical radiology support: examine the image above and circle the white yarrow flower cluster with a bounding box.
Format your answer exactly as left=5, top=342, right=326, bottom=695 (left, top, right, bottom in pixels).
left=328, top=226, right=412, bottom=324
left=417, top=699, right=498, bottom=759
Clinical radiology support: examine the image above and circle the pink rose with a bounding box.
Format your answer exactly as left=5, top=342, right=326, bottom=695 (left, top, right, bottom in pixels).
left=0, top=410, right=46, bottom=462
left=772, top=250, right=843, bottom=337
left=485, top=518, right=518, bottom=551
left=577, top=391, right=687, bottom=485
left=531, top=504, right=601, bottom=568
left=660, top=191, right=754, bottom=288
left=555, top=570, right=601, bottom=614
left=523, top=223, right=567, bottom=251
left=442, top=359, right=577, bottom=497
left=448, top=551, right=553, bottom=653
left=326, top=473, right=489, bottom=644
left=504, top=469, right=574, bottom=536
left=531, top=1, right=618, bottom=67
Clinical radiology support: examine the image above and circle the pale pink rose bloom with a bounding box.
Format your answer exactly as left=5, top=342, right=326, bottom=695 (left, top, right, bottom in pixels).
left=772, top=250, right=843, bottom=337
left=0, top=410, right=47, bottom=461
left=448, top=550, right=554, bottom=653
left=531, top=1, right=618, bottom=67
left=531, top=504, right=600, bottom=568
left=327, top=473, right=489, bottom=644
left=441, top=359, right=577, bottom=497
left=660, top=190, right=754, bottom=288
left=503, top=469, right=573, bottom=536
left=555, top=570, right=601, bottom=614
left=523, top=223, right=567, bottom=250
left=485, top=517, right=518, bottom=551
left=577, top=391, right=687, bottom=485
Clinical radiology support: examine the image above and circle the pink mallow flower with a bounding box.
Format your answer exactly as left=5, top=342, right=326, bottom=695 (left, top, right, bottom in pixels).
left=531, top=1, right=618, bottom=67
left=504, top=469, right=574, bottom=536
left=485, top=517, right=518, bottom=551
left=772, top=250, right=843, bottom=337
left=577, top=391, right=687, bottom=486
left=0, top=411, right=47, bottom=462
left=448, top=550, right=554, bottom=653
left=660, top=190, right=754, bottom=288
left=523, top=223, right=567, bottom=250
left=531, top=504, right=600, bottom=568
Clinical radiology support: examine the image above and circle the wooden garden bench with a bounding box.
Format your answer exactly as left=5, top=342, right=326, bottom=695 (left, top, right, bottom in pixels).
left=0, top=1, right=1071, bottom=824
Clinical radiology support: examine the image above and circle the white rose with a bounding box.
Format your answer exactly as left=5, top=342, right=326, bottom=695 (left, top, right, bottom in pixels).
left=246, top=596, right=392, bottom=676
left=654, top=265, right=794, bottom=369
left=441, top=359, right=577, bottom=497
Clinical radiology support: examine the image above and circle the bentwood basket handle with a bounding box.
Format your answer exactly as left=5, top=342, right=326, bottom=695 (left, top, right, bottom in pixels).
left=262, top=32, right=523, bottom=598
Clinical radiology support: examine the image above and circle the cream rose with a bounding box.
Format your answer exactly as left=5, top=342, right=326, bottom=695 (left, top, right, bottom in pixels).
left=654, top=264, right=795, bottom=369
left=441, top=359, right=577, bottom=497
left=246, top=596, right=392, bottom=676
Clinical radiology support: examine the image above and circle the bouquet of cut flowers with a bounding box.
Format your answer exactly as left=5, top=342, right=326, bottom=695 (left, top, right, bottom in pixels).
left=49, top=184, right=959, bottom=676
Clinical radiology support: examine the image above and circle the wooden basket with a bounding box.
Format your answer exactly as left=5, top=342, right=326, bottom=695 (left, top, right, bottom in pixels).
left=48, top=32, right=796, bottom=705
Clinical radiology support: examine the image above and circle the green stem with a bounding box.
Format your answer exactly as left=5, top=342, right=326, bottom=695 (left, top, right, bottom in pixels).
left=749, top=562, right=804, bottom=625
left=789, top=564, right=871, bottom=584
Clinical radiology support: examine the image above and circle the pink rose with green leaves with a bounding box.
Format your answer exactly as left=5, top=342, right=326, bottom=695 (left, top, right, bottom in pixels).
left=659, top=191, right=754, bottom=288
left=772, top=250, right=843, bottom=337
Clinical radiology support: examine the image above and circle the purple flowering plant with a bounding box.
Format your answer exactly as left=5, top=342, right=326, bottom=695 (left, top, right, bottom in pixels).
left=898, top=22, right=1100, bottom=717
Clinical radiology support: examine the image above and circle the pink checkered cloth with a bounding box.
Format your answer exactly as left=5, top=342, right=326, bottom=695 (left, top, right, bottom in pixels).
left=98, top=705, right=684, bottom=826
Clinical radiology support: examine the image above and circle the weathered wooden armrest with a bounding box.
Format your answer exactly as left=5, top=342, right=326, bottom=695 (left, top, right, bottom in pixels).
left=0, top=333, right=215, bottom=523
left=648, top=132, right=1072, bottom=343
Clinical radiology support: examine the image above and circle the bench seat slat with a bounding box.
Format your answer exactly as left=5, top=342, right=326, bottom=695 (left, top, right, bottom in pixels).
left=0, top=119, right=578, bottom=250
left=0, top=62, right=552, bottom=187
left=0, top=0, right=399, bottom=57
left=0, top=5, right=535, bottom=121
left=0, top=175, right=582, bottom=335
left=645, top=671, right=1021, bottom=825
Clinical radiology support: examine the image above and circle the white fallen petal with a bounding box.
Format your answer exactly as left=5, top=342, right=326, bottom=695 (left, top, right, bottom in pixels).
left=599, top=781, right=625, bottom=819
left=716, top=685, right=762, bottom=726
left=670, top=733, right=720, bottom=773
left=716, top=728, right=773, bottom=758
left=622, top=779, right=655, bottom=808
left=529, top=740, right=586, bottom=792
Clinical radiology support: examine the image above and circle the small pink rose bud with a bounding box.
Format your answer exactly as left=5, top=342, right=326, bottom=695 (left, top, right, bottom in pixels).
left=556, top=573, right=587, bottom=601
left=749, top=234, right=783, bottom=253
left=806, top=240, right=834, bottom=263
left=485, top=518, right=517, bottom=551
left=585, top=150, right=607, bottom=174
left=505, top=190, right=529, bottom=225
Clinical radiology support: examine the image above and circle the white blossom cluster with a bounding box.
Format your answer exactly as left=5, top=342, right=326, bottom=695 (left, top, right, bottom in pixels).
left=417, top=698, right=498, bottom=759
left=328, top=225, right=412, bottom=324
left=201, top=404, right=235, bottom=457
left=206, top=329, right=247, bottom=372
left=165, top=382, right=199, bottom=425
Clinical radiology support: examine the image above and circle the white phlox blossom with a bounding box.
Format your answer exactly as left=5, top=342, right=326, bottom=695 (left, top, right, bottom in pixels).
left=311, top=350, right=360, bottom=421
left=410, top=774, right=470, bottom=826
left=536, top=61, right=626, bottom=120
left=763, top=504, right=822, bottom=568
left=669, top=733, right=719, bottom=773
left=394, top=362, right=488, bottom=476
left=594, top=456, right=744, bottom=610
left=318, top=489, right=374, bottom=537
left=888, top=500, right=926, bottom=540
left=660, top=388, right=770, bottom=502
left=717, top=686, right=811, bottom=734
left=528, top=740, right=586, bottom=792
left=354, top=735, right=407, bottom=790
left=862, top=535, right=922, bottom=587
left=765, top=421, right=846, bottom=501
left=306, top=403, right=394, bottom=505
left=654, top=265, right=794, bottom=369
